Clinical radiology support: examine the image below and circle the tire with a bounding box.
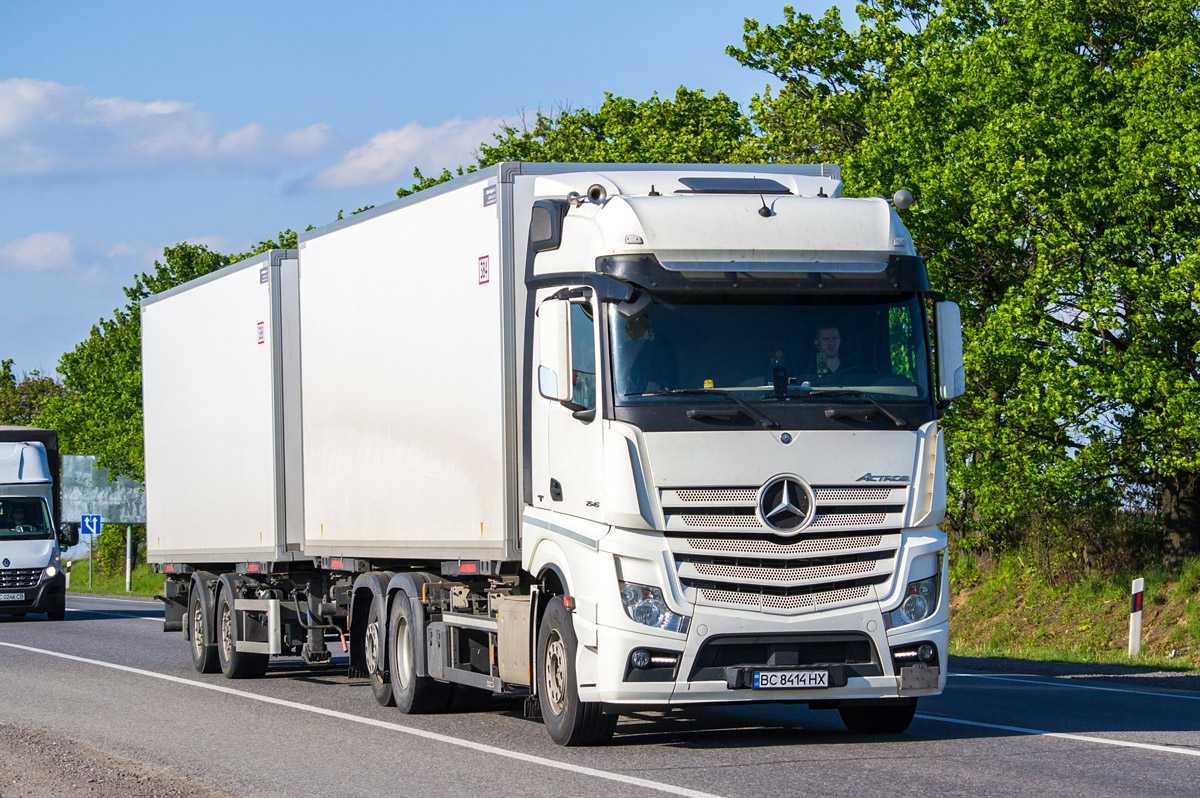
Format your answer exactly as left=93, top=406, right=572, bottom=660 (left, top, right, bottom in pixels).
left=389, top=593, right=449, bottom=713
left=365, top=599, right=395, bottom=706
left=537, top=597, right=616, bottom=746
left=46, top=599, right=65, bottom=621
left=216, top=589, right=268, bottom=679
left=839, top=698, right=917, bottom=734
left=189, top=587, right=219, bottom=674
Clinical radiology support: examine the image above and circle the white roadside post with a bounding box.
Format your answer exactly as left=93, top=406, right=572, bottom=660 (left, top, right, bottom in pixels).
left=125, top=525, right=132, bottom=592
left=1128, top=577, right=1144, bottom=658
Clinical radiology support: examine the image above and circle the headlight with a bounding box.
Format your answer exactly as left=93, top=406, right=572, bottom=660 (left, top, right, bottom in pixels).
left=618, top=581, right=690, bottom=633
left=44, top=564, right=58, bottom=578
left=889, top=575, right=939, bottom=627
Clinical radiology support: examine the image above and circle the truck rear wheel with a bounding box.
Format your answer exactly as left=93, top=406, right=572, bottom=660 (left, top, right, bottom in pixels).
left=537, top=597, right=616, bottom=746
left=216, top=589, right=268, bottom=679
left=189, top=588, right=219, bottom=674
left=838, top=698, right=917, bottom=734
left=389, top=593, right=449, bottom=713
left=366, top=599, right=395, bottom=706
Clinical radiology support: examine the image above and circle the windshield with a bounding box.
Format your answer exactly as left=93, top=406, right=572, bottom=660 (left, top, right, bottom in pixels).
left=0, top=498, right=53, bottom=540
left=610, top=295, right=930, bottom=406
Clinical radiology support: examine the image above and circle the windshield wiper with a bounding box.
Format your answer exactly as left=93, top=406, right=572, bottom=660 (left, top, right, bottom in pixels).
left=766, top=389, right=908, bottom=428
left=626, top=388, right=781, bottom=430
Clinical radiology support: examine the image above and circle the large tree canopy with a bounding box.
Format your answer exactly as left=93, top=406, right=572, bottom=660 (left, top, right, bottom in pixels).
left=729, top=0, right=1200, bottom=558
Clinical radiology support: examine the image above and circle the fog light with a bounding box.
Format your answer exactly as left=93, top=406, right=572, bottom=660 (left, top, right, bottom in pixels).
left=918, top=643, right=935, bottom=662
left=631, top=649, right=652, bottom=669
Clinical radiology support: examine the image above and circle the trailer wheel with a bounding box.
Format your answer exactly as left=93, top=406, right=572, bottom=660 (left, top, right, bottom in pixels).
left=216, top=589, right=268, bottom=679
left=189, top=587, right=219, bottom=674
left=389, top=593, right=449, bottom=713
left=365, top=599, right=395, bottom=706
left=536, top=597, right=616, bottom=746
left=838, top=698, right=917, bottom=734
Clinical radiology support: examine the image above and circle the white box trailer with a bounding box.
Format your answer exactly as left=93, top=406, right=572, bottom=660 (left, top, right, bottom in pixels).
left=144, top=163, right=965, bottom=745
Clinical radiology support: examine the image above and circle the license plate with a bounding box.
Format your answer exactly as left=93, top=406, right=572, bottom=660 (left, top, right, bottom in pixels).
left=0, top=593, right=25, bottom=602
left=752, top=670, right=829, bottom=689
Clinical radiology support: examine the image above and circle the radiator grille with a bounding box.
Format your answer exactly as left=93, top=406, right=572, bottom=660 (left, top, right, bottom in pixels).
left=0, top=568, right=40, bottom=589
left=663, top=483, right=906, bottom=614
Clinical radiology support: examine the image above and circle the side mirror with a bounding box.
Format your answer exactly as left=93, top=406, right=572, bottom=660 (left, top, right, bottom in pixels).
left=59, top=522, right=80, bottom=548
left=934, top=301, right=966, bottom=402
left=537, top=299, right=573, bottom=402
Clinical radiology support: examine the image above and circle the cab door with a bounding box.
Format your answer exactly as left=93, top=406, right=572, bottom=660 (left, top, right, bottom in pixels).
left=531, top=288, right=605, bottom=523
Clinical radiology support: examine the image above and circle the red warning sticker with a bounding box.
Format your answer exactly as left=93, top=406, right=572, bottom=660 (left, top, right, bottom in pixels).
left=478, top=255, right=490, bottom=285
left=257, top=321, right=265, bottom=344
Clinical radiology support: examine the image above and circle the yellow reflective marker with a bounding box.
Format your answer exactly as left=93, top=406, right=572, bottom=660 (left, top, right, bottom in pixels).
left=704, top=379, right=714, bottom=389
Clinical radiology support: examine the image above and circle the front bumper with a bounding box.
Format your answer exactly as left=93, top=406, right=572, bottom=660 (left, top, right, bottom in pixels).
left=0, top=573, right=65, bottom=615
left=578, top=598, right=948, bottom=706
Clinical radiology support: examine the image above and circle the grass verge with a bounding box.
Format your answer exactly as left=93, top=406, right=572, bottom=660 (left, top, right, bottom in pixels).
left=950, top=551, right=1200, bottom=672
left=65, top=558, right=165, bottom=597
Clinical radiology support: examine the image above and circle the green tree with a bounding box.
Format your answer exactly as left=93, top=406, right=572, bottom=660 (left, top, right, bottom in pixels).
left=39, top=231, right=299, bottom=480
left=730, top=0, right=1200, bottom=561
left=0, top=360, right=69, bottom=426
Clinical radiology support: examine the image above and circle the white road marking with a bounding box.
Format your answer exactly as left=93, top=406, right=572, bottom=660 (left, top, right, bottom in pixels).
left=917, top=713, right=1200, bottom=758
left=66, top=608, right=161, bottom=623
left=0, top=641, right=721, bottom=798
left=952, top=672, right=1200, bottom=702
left=68, top=596, right=157, bottom=605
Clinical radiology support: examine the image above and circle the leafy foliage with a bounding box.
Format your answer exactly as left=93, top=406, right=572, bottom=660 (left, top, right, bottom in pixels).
left=0, top=360, right=69, bottom=427
left=730, top=0, right=1200, bottom=558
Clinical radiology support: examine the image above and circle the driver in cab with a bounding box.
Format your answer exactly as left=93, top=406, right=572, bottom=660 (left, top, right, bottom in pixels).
left=814, top=325, right=845, bottom=376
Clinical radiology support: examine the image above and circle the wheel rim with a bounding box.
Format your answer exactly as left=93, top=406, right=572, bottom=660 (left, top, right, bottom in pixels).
left=364, top=619, right=382, bottom=676
left=220, top=602, right=234, bottom=662
left=191, top=601, right=204, bottom=659
left=393, top=616, right=411, bottom=689
left=543, top=629, right=567, bottom=716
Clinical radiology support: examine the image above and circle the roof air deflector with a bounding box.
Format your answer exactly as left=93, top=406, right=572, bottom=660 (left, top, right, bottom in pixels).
left=675, top=176, right=792, bottom=195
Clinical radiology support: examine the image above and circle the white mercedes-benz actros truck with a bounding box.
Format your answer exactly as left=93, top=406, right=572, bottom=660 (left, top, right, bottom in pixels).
left=144, top=163, right=964, bottom=745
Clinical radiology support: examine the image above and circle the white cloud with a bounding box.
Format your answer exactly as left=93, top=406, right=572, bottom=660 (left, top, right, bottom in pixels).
left=0, top=231, right=75, bottom=272
left=310, top=116, right=502, bottom=190
left=0, top=78, right=336, bottom=177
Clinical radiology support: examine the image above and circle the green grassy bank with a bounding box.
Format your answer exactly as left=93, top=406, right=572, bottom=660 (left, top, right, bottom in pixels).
left=949, top=552, right=1200, bottom=671
left=65, top=559, right=165, bottom=598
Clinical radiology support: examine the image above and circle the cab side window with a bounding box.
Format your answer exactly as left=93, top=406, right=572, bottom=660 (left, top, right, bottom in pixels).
left=570, top=302, right=596, bottom=410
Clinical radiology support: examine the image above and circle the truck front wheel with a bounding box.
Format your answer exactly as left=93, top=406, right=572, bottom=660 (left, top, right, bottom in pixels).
left=216, top=589, right=268, bottom=679
left=536, top=597, right=616, bottom=746
left=389, top=593, right=449, bottom=713
left=189, top=588, right=219, bottom=674
left=46, top=599, right=65, bottom=621
left=838, top=698, right=917, bottom=734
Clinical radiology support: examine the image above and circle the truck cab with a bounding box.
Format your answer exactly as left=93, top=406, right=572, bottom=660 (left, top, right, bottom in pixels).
left=520, top=170, right=964, bottom=741
left=0, top=427, right=75, bottom=620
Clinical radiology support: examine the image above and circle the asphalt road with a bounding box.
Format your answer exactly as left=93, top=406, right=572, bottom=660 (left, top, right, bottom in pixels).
left=1, top=595, right=1197, bottom=797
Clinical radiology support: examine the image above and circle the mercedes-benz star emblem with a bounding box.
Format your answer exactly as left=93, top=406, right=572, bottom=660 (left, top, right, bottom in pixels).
left=758, top=475, right=816, bottom=534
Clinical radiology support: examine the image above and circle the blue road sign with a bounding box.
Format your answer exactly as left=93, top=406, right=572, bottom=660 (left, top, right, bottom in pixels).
left=81, top=514, right=102, bottom=535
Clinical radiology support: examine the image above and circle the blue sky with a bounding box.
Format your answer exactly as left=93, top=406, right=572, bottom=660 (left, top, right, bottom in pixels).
left=1, top=1, right=840, bottom=376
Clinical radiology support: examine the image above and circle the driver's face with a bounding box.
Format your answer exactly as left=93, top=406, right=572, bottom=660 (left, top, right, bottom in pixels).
left=815, top=327, right=841, bottom=357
